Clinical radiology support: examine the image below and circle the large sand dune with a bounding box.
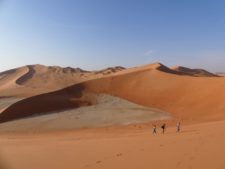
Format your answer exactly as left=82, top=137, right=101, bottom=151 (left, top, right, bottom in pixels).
left=0, top=94, right=170, bottom=132
left=0, top=62, right=224, bottom=124
left=84, top=64, right=225, bottom=123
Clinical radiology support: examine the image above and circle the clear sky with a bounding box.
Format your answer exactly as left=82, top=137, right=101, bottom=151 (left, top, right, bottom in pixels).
left=1, top=0, right=225, bottom=72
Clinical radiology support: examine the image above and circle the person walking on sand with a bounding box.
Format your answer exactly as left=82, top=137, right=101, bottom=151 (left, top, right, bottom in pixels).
left=152, top=125, right=157, bottom=135
left=161, top=123, right=166, bottom=134
left=176, top=122, right=181, bottom=132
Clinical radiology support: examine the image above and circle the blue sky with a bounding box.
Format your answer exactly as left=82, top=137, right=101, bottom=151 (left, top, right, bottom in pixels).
left=1, top=0, right=225, bottom=72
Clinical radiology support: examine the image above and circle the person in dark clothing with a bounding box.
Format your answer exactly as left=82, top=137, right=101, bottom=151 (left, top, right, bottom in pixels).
left=152, top=125, right=157, bottom=135
left=161, top=123, right=166, bottom=134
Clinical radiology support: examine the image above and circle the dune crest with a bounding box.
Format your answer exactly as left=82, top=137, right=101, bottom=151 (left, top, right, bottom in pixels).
left=16, top=65, right=36, bottom=85
left=0, top=64, right=125, bottom=97
left=171, top=66, right=218, bottom=77
left=0, top=66, right=29, bottom=90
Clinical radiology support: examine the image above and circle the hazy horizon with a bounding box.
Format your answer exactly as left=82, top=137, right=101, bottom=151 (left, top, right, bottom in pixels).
left=1, top=0, right=225, bottom=72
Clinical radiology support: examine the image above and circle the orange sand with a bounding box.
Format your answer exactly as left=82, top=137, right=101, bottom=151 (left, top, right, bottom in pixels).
left=0, top=120, right=225, bottom=169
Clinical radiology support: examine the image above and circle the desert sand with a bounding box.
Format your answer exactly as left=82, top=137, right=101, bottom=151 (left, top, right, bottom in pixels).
left=0, top=120, right=225, bottom=169
left=0, top=63, right=225, bottom=169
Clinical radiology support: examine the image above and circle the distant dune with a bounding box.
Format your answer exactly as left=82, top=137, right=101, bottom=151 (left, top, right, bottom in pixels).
left=0, top=62, right=224, bottom=125
left=215, top=72, right=225, bottom=76
left=171, top=66, right=218, bottom=77
left=0, top=64, right=125, bottom=97
left=0, top=66, right=28, bottom=92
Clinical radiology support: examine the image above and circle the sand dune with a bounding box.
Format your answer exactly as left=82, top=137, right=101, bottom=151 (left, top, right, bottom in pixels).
left=0, top=64, right=125, bottom=97
left=0, top=62, right=224, bottom=124
left=0, top=66, right=28, bottom=91
left=1, top=62, right=225, bottom=124
left=0, top=64, right=125, bottom=122
left=94, top=66, right=125, bottom=75
left=171, top=66, right=218, bottom=77
left=216, top=72, right=225, bottom=76
left=122, top=63, right=217, bottom=77
left=0, top=94, right=170, bottom=132
left=83, top=63, right=225, bottom=123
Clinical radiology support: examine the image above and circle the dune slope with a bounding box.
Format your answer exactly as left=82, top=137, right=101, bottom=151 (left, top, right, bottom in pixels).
left=0, top=64, right=125, bottom=97
left=84, top=64, right=225, bottom=123
left=0, top=94, right=170, bottom=132
left=171, top=66, right=218, bottom=77
left=1, top=63, right=224, bottom=124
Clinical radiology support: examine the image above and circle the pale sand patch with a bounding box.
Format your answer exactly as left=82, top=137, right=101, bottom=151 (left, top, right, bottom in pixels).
left=0, top=94, right=171, bottom=132
left=0, top=98, right=24, bottom=113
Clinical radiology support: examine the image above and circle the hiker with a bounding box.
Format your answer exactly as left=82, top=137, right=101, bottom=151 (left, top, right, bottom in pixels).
left=152, top=125, right=157, bottom=134
left=176, top=122, right=181, bottom=132
left=161, top=123, right=166, bottom=134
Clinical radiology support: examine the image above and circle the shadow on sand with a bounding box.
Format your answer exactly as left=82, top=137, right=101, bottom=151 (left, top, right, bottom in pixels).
left=0, top=155, right=11, bottom=169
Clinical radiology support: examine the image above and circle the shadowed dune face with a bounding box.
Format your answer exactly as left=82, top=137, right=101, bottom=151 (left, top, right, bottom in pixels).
left=0, top=94, right=170, bottom=132
left=0, top=157, right=10, bottom=169
left=152, top=63, right=180, bottom=75
left=16, top=65, right=36, bottom=85
left=0, top=84, right=96, bottom=123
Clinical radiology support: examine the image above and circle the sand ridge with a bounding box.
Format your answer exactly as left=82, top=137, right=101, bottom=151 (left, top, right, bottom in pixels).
left=0, top=64, right=125, bottom=97
left=0, top=66, right=29, bottom=91
left=171, top=66, right=218, bottom=77
left=0, top=62, right=224, bottom=124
